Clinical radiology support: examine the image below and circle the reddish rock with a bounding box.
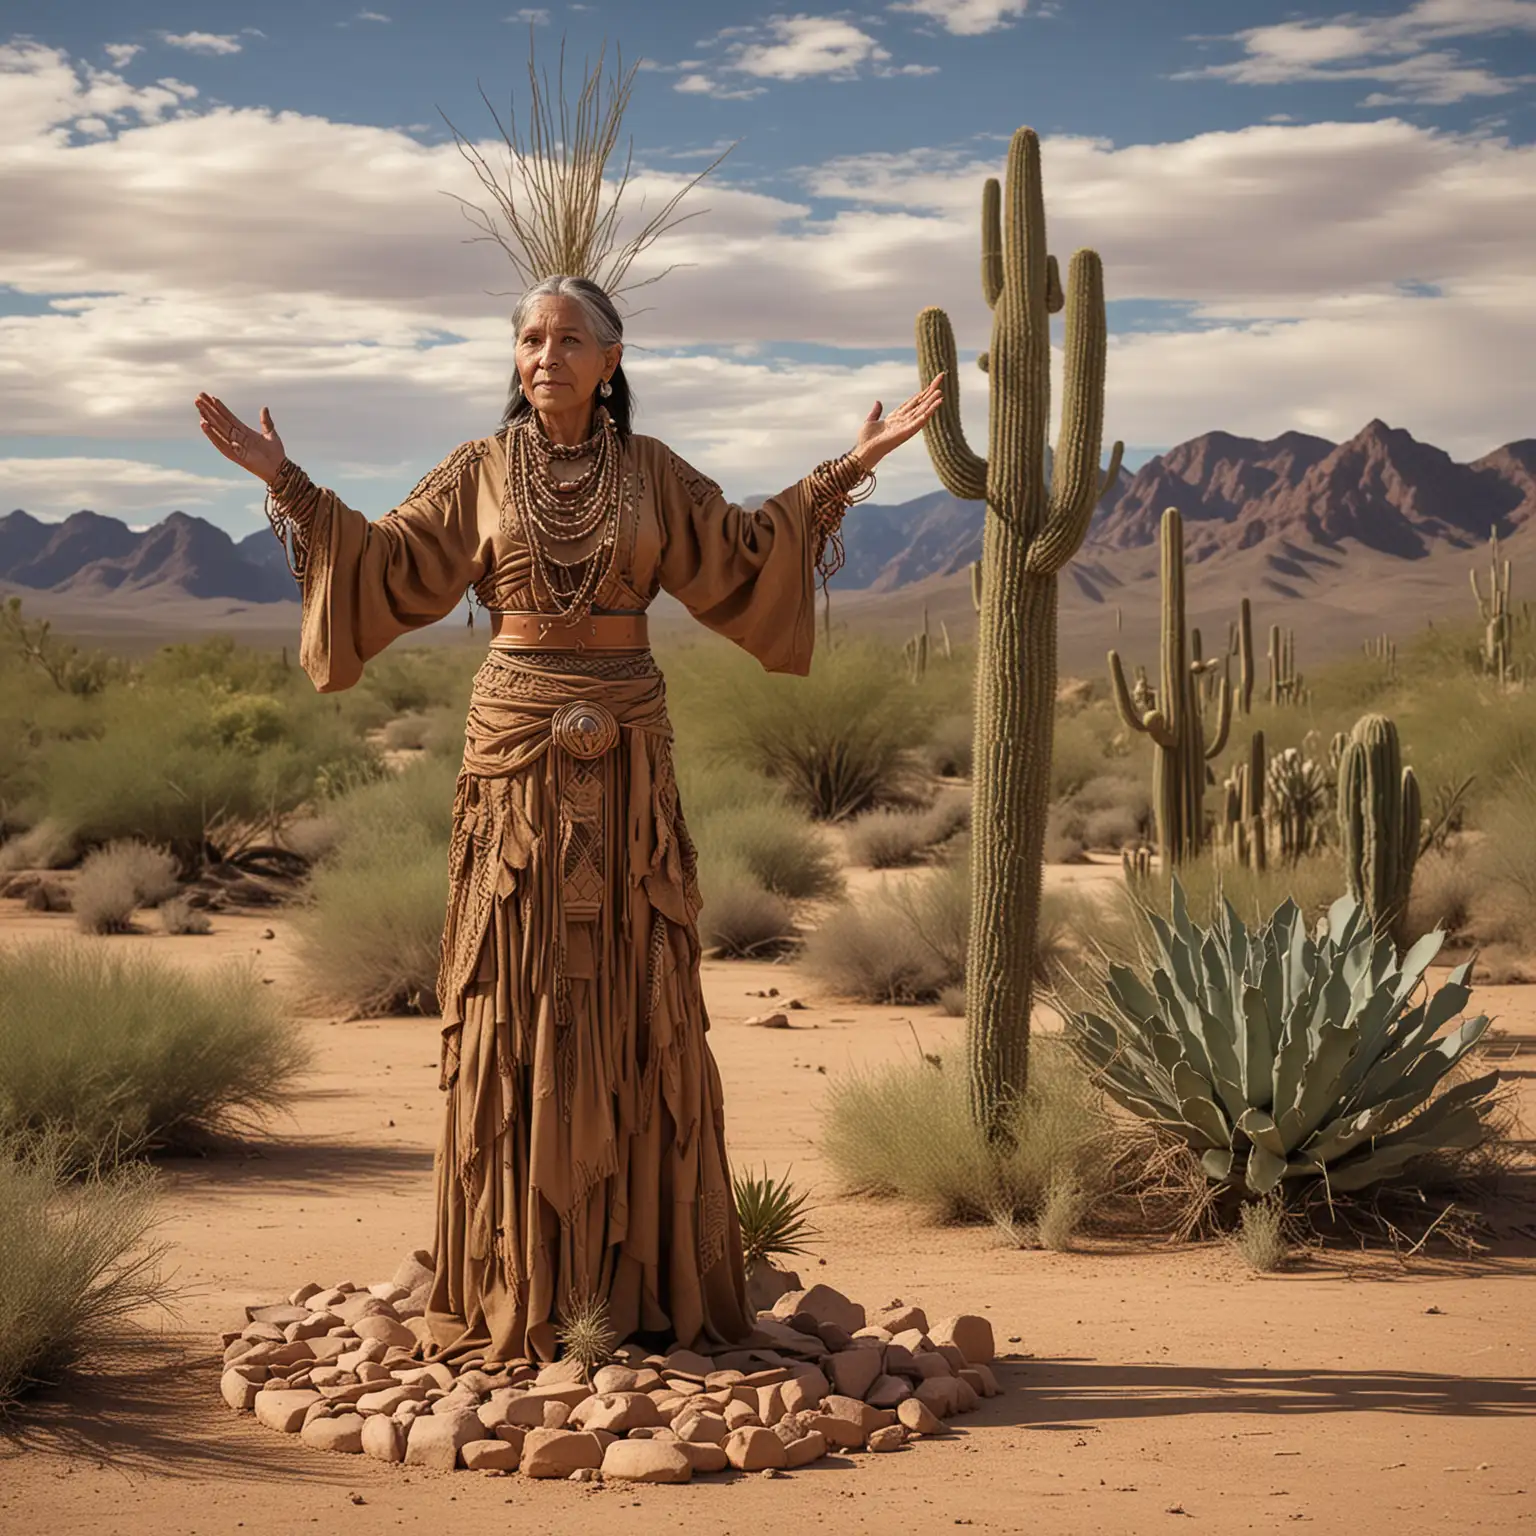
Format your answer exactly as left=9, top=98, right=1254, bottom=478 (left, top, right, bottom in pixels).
left=254, top=1390, right=321, bottom=1434
left=675, top=1440, right=729, bottom=1474
left=912, top=1351, right=954, bottom=1380
left=866, top=1373, right=912, bottom=1409
left=362, top=1416, right=405, bottom=1462
left=828, top=1348, right=882, bottom=1401
left=352, top=1315, right=416, bottom=1351
left=220, top=1370, right=260, bottom=1411
left=724, top=1426, right=788, bottom=1472
left=301, top=1413, right=365, bottom=1453
left=573, top=1393, right=663, bottom=1434
left=803, top=1413, right=864, bottom=1451
left=391, top=1250, right=435, bottom=1294
left=601, top=1440, right=693, bottom=1484
left=821, top=1395, right=894, bottom=1436
left=404, top=1408, right=485, bottom=1470
left=461, top=1439, right=521, bottom=1472
left=866, top=1425, right=906, bottom=1453
left=914, top=1377, right=961, bottom=1418
left=930, top=1314, right=995, bottom=1365
left=521, top=1428, right=605, bottom=1478
left=673, top=1410, right=730, bottom=1446
left=897, top=1398, right=946, bottom=1436
left=783, top=1430, right=829, bottom=1468
left=874, top=1305, right=929, bottom=1336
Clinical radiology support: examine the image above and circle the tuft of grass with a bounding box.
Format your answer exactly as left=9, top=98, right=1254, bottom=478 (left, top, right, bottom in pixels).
left=819, top=1038, right=1110, bottom=1227
left=1231, top=1194, right=1291, bottom=1273
left=72, top=839, right=180, bottom=936
left=0, top=939, right=311, bottom=1170
left=733, top=1166, right=819, bottom=1268
left=0, top=1134, right=168, bottom=1412
left=157, top=896, right=212, bottom=936
left=922, top=712, right=974, bottom=779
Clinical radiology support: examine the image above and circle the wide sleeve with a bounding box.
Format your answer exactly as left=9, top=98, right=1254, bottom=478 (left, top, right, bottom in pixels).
left=264, top=441, right=489, bottom=693
left=651, top=442, right=871, bottom=677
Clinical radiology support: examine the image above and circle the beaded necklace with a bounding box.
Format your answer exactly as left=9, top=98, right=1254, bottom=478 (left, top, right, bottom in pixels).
left=504, top=407, right=625, bottom=621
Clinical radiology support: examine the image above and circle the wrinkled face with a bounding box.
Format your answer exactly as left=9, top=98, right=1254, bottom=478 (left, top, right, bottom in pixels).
left=515, top=296, right=622, bottom=415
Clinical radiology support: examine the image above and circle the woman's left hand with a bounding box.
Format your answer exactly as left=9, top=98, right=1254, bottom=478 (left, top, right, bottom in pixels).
left=852, top=374, right=945, bottom=470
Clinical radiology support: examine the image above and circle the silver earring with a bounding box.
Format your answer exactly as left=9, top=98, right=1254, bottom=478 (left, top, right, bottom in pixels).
left=599, top=378, right=613, bottom=399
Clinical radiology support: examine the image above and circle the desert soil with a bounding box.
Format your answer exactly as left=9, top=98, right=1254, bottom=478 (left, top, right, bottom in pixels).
left=0, top=872, right=1532, bottom=1536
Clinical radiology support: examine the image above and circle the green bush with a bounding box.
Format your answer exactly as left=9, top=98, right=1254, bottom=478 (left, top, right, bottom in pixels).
left=670, top=639, right=934, bottom=821
left=922, top=712, right=974, bottom=779
left=692, top=802, right=843, bottom=903
left=0, top=1134, right=166, bottom=1411
left=0, top=940, right=310, bottom=1169
left=72, top=840, right=180, bottom=935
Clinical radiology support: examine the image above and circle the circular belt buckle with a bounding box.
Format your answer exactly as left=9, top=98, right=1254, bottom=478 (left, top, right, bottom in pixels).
left=551, top=699, right=619, bottom=759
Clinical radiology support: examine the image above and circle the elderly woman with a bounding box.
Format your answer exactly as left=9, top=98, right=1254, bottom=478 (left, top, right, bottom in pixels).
left=195, top=275, right=942, bottom=1366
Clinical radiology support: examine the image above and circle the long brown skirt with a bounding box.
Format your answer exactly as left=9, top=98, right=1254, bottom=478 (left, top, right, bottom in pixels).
left=421, top=649, right=752, bottom=1363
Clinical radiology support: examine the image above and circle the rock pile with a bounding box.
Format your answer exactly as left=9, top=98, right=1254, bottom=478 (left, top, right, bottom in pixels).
left=220, top=1256, right=1001, bottom=1481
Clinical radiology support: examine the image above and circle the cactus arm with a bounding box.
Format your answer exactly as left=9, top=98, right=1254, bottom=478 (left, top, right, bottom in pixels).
left=981, top=177, right=1003, bottom=310
left=915, top=305, right=988, bottom=502
left=1098, top=439, right=1125, bottom=502
left=1027, top=247, right=1112, bottom=575
left=1204, top=675, right=1233, bottom=759
left=1109, top=649, right=1175, bottom=748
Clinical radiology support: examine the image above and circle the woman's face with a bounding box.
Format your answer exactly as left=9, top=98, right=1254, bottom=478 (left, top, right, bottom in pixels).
left=515, top=296, right=622, bottom=416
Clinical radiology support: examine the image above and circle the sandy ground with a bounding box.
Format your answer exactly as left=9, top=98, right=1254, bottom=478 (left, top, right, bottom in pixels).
left=1, top=883, right=1533, bottom=1536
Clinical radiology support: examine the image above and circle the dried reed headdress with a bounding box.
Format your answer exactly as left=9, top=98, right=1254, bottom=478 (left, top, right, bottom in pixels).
left=438, top=34, right=731, bottom=301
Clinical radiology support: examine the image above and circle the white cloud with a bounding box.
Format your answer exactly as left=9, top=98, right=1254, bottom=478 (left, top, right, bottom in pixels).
left=1183, top=0, right=1536, bottom=104
left=355, top=10, right=392, bottom=22
left=162, top=32, right=245, bottom=57
left=0, top=457, right=239, bottom=518
left=0, top=42, right=1532, bottom=516
left=506, top=7, right=550, bottom=22
left=889, top=0, right=1034, bottom=36
left=103, top=43, right=142, bottom=68
left=675, top=12, right=935, bottom=94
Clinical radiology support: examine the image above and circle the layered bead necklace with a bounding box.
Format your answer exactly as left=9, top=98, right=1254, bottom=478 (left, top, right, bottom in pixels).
left=503, top=405, right=625, bottom=621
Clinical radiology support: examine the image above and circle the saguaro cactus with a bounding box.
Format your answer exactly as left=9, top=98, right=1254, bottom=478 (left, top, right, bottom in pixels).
left=915, top=126, right=1122, bottom=1139
left=1237, top=597, right=1255, bottom=715
left=1108, top=508, right=1232, bottom=866
left=1471, top=530, right=1514, bottom=684
left=1337, top=713, right=1421, bottom=949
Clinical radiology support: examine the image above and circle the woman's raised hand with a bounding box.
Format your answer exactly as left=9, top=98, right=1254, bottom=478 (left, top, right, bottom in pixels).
left=195, top=394, right=286, bottom=485
left=852, top=373, right=945, bottom=471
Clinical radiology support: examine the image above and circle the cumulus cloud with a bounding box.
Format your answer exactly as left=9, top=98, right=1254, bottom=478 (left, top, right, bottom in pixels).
left=162, top=32, right=245, bottom=57
left=1182, top=0, right=1536, bottom=104
left=889, top=0, right=1036, bottom=35
left=505, top=8, right=549, bottom=22
left=0, top=456, right=240, bottom=519
left=673, top=13, right=936, bottom=95
left=103, top=43, right=142, bottom=68
left=0, top=41, right=1532, bottom=521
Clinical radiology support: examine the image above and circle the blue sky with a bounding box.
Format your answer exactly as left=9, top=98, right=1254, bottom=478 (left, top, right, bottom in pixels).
left=2, top=1, right=1534, bottom=532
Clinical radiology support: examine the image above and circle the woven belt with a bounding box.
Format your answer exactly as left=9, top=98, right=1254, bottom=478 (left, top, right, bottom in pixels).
left=488, top=610, right=649, bottom=651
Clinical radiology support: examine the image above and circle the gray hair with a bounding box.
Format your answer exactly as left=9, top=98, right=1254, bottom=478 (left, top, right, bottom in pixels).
left=510, top=275, right=624, bottom=348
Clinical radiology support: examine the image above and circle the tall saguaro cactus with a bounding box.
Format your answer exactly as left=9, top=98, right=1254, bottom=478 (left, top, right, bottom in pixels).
left=1107, top=508, right=1232, bottom=866
left=1471, top=530, right=1514, bottom=684
left=915, top=127, right=1122, bottom=1140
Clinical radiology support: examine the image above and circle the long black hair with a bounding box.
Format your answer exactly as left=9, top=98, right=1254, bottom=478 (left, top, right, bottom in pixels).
left=500, top=275, right=635, bottom=445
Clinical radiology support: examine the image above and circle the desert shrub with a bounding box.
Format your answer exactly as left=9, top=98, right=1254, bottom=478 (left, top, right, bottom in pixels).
left=1068, top=884, right=1505, bottom=1200
left=696, top=856, right=797, bottom=958
left=0, top=940, right=310, bottom=1169
left=819, top=1037, right=1110, bottom=1226
left=0, top=1134, right=167, bottom=1411
left=72, top=840, right=180, bottom=935
left=692, top=802, right=842, bottom=903
left=381, top=707, right=463, bottom=756
left=674, top=640, right=934, bottom=821
left=1467, top=768, right=1536, bottom=953
left=922, top=712, right=974, bottom=779
left=1231, top=1194, right=1291, bottom=1273
left=290, top=754, right=462, bottom=1018
left=802, top=860, right=968, bottom=1004
left=1129, top=847, right=1344, bottom=932
left=158, top=896, right=212, bottom=936
left=1043, top=803, right=1087, bottom=864
left=0, top=819, right=76, bottom=874
left=280, top=813, right=342, bottom=865
left=845, top=807, right=936, bottom=869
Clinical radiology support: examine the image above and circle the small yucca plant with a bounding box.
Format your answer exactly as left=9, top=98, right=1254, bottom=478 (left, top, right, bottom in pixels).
left=733, top=1166, right=820, bottom=1269
left=555, top=1292, right=618, bottom=1378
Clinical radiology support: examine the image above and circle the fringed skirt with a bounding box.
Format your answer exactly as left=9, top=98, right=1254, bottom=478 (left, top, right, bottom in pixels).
left=421, top=647, right=751, bottom=1364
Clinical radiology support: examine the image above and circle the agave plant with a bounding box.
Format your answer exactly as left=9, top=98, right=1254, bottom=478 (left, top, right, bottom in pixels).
left=555, top=1292, right=618, bottom=1378
left=1067, top=882, right=1501, bottom=1196
left=733, top=1165, right=820, bottom=1268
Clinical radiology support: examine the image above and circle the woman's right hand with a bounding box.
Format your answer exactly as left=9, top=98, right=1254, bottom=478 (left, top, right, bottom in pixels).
left=195, top=394, right=285, bottom=485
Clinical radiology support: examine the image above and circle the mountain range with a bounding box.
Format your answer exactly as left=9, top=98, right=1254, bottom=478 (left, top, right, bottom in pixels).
left=3, top=421, right=1533, bottom=610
